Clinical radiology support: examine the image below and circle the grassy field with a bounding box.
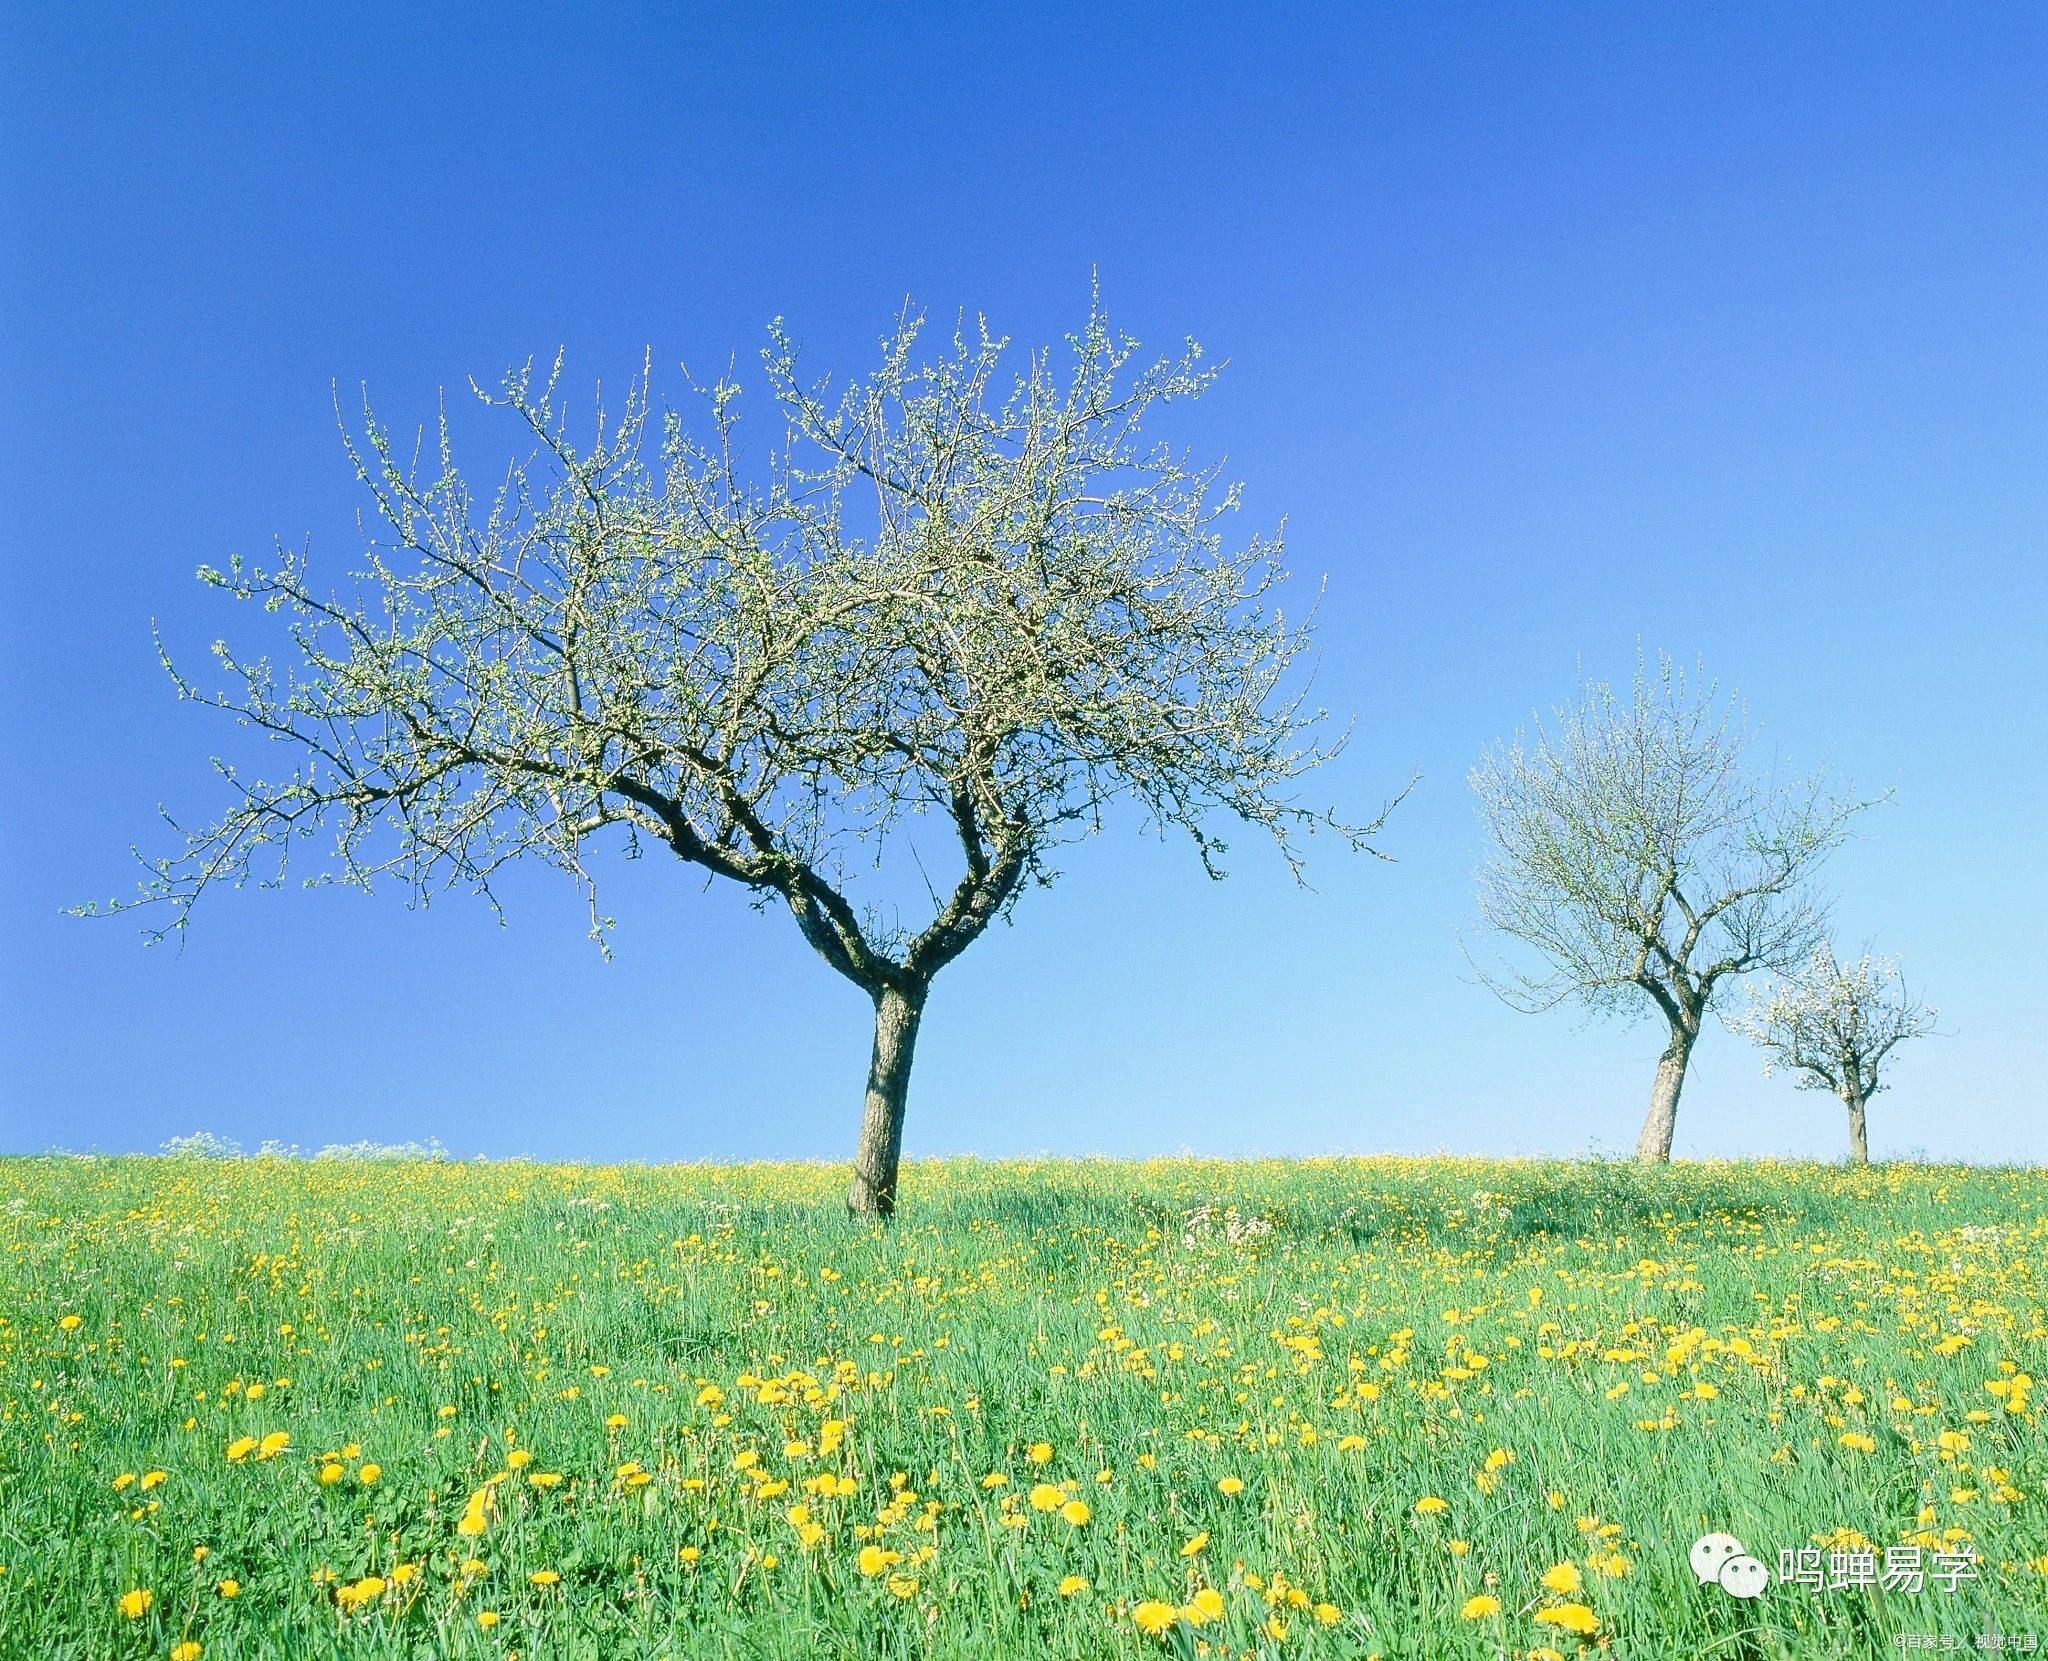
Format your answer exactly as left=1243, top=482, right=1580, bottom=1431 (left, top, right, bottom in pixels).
left=1, top=1155, right=2043, bottom=1659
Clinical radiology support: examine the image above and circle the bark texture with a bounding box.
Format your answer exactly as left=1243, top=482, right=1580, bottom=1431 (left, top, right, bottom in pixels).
left=1635, top=1026, right=1694, bottom=1162
left=847, top=985, right=925, bottom=1217
left=1843, top=1086, right=1870, bottom=1165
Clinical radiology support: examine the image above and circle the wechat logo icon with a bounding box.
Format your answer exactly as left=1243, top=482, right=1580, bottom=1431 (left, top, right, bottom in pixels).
left=1691, top=1533, right=1771, bottom=1600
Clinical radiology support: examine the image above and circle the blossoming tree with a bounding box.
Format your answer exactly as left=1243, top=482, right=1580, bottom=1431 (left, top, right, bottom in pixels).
left=1469, top=653, right=1868, bottom=1161
left=102, top=301, right=1391, bottom=1214
left=1730, top=945, right=1937, bottom=1164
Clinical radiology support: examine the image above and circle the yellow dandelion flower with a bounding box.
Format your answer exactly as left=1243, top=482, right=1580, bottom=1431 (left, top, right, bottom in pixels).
left=857, top=1545, right=902, bottom=1577
left=1132, top=1599, right=1179, bottom=1636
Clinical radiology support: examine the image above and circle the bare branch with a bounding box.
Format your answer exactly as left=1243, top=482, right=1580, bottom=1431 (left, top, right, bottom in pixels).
left=1469, top=650, right=1869, bottom=1035
left=86, top=294, right=1389, bottom=1009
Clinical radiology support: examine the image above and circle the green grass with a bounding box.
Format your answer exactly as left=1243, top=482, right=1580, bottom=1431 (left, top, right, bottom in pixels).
left=1, top=1154, right=2043, bottom=1658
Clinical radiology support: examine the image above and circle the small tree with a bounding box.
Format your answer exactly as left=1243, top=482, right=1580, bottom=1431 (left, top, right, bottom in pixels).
left=1470, top=653, right=1867, bottom=1161
left=96, top=300, right=1390, bottom=1215
left=1730, top=945, right=1937, bottom=1164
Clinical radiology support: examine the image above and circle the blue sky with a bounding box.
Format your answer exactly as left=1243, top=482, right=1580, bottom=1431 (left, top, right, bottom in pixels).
left=4, top=3, right=2043, bottom=1165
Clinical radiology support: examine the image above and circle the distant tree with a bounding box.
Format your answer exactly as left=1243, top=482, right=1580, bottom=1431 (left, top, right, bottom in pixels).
left=94, top=300, right=1393, bottom=1215
left=1729, top=945, right=1937, bottom=1164
left=1469, top=653, right=1868, bottom=1161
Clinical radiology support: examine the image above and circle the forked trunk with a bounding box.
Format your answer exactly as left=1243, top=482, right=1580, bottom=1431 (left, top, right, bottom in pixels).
left=1843, top=1086, right=1870, bottom=1165
left=847, top=983, right=924, bottom=1218
left=1635, top=1025, right=1694, bottom=1162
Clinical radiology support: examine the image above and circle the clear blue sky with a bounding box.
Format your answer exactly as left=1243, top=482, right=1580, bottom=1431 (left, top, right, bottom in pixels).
left=4, top=4, right=2043, bottom=1165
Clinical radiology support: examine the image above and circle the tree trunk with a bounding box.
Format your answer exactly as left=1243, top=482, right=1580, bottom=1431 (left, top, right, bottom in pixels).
left=1842, top=1086, right=1869, bottom=1166
left=1635, top=1025, right=1694, bottom=1162
left=847, top=983, right=925, bottom=1218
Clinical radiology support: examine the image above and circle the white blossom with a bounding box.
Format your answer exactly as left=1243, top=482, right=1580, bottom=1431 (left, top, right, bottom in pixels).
left=1731, top=945, right=1937, bottom=1100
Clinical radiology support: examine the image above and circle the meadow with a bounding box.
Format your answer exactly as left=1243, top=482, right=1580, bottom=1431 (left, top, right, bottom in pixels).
left=1, top=1155, right=2043, bottom=1659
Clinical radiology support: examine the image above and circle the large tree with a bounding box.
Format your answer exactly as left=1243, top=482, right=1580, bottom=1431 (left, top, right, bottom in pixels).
left=1729, top=944, right=1937, bottom=1164
left=100, top=302, right=1390, bottom=1214
left=1469, top=653, right=1867, bottom=1161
